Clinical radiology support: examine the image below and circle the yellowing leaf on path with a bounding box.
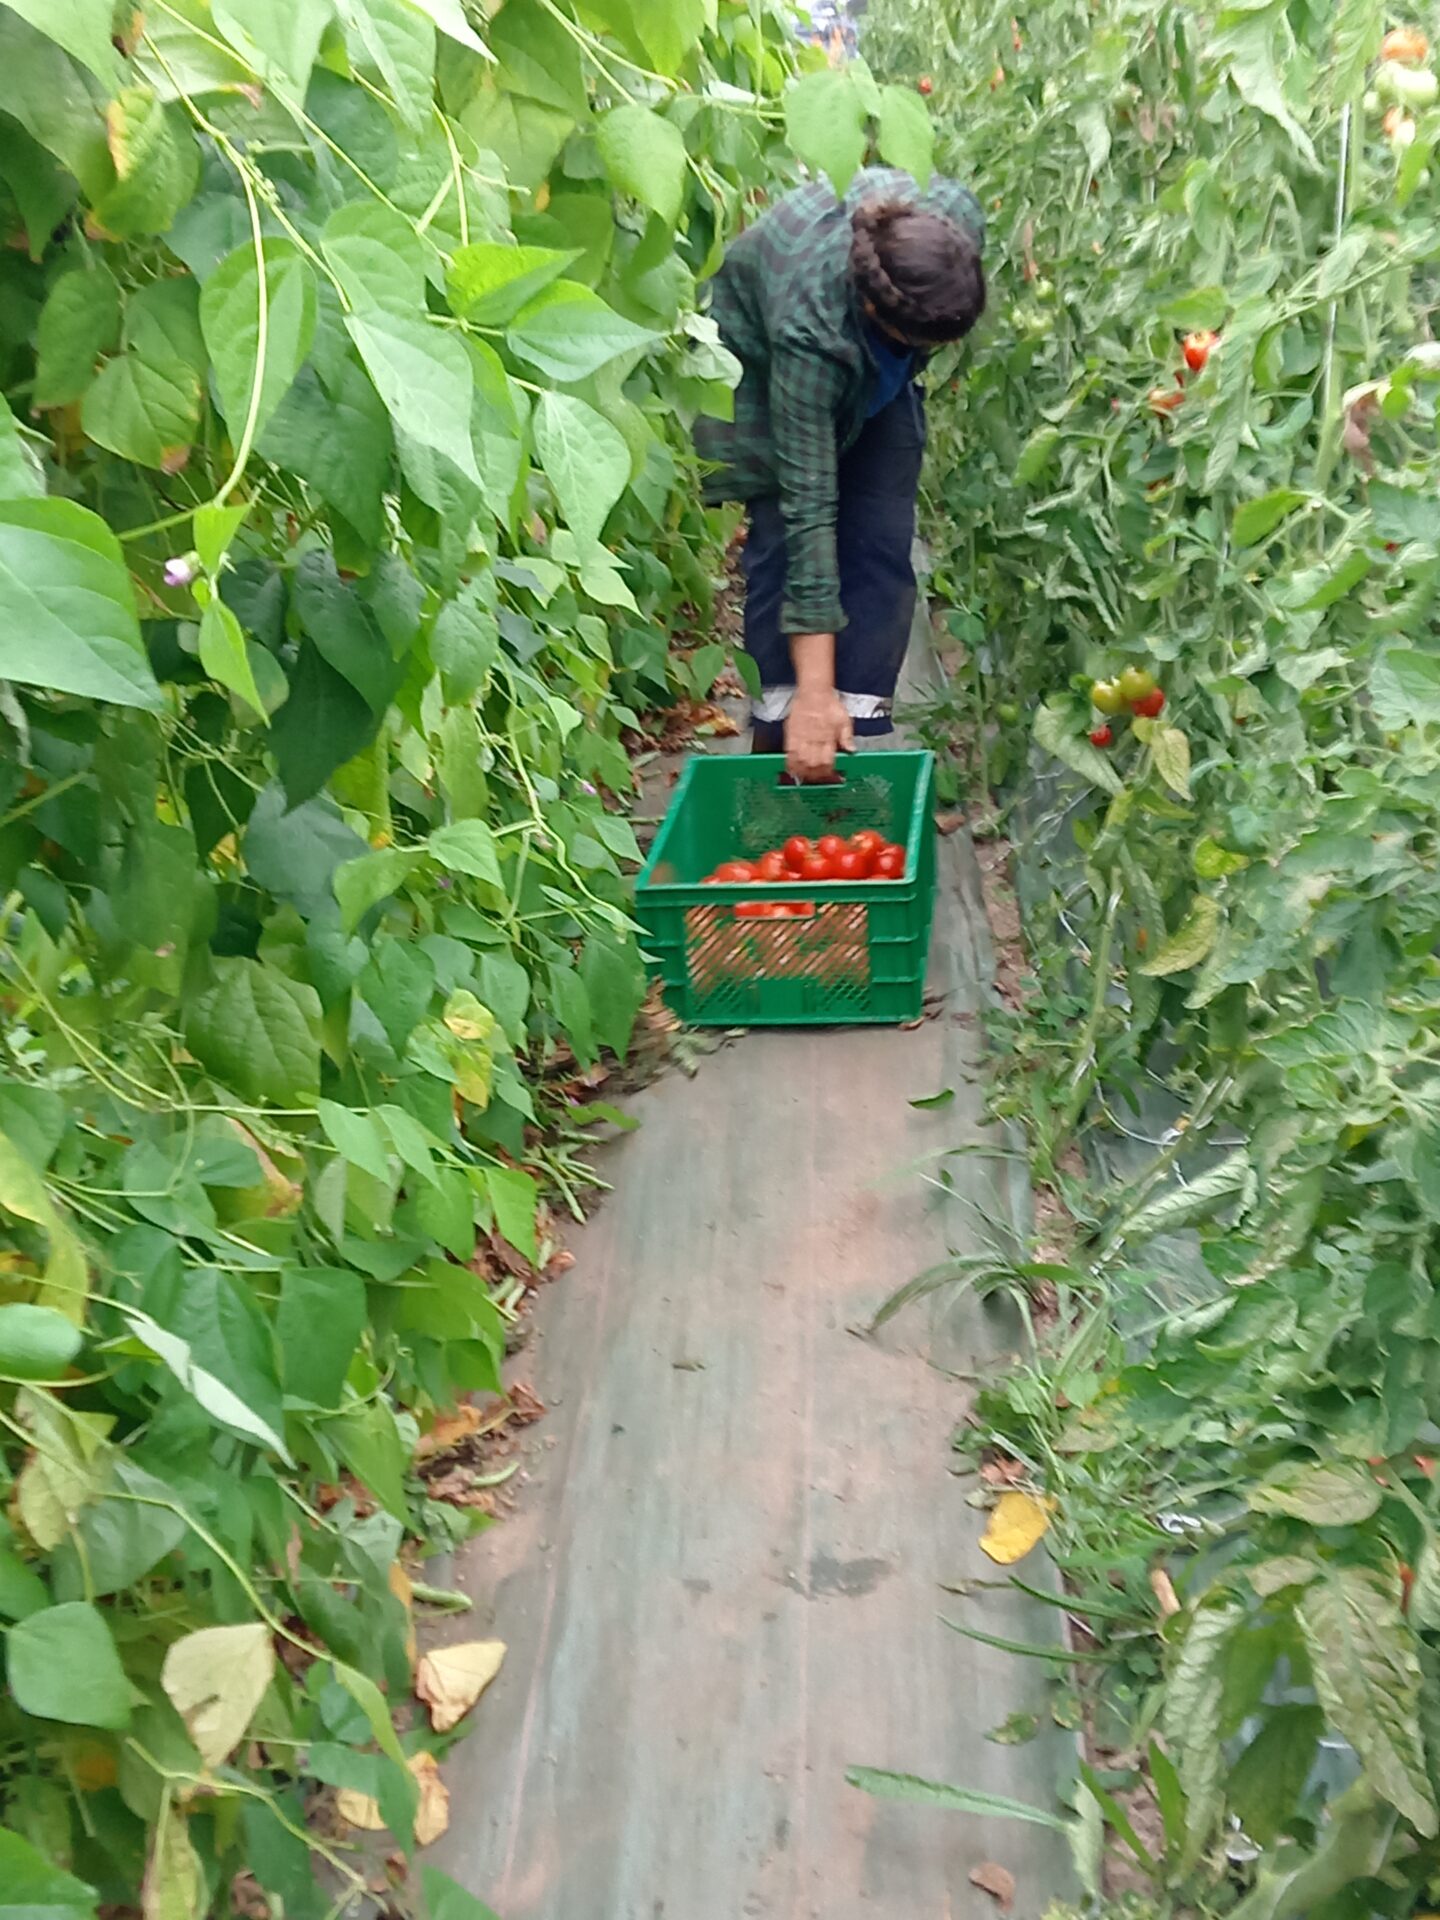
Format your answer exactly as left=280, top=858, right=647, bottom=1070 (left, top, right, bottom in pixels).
left=338, top=1751, right=451, bottom=1847
left=412, top=1750, right=450, bottom=1846
left=980, top=1491, right=1053, bottom=1566
left=335, top=1786, right=386, bottom=1833
left=161, top=1622, right=274, bottom=1769
left=415, top=1639, right=506, bottom=1733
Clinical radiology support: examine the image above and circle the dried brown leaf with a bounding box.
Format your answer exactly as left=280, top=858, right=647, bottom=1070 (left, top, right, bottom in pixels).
left=1150, top=1567, right=1181, bottom=1619
left=415, top=1640, right=507, bottom=1733
left=971, top=1862, right=1016, bottom=1913
left=414, top=1405, right=483, bottom=1462
left=337, top=1752, right=450, bottom=1847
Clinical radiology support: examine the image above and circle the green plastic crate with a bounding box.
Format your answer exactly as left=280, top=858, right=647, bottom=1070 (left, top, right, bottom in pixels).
left=636, top=751, right=937, bottom=1027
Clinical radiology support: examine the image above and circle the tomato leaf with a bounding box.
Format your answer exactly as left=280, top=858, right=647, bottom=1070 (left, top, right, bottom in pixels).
left=1299, top=1567, right=1437, bottom=1835
left=1227, top=1705, right=1324, bottom=1847
left=1162, top=1596, right=1243, bottom=1868
left=1249, top=1459, right=1382, bottom=1525
left=1232, top=487, right=1308, bottom=547
left=1034, top=700, right=1124, bottom=794
left=1150, top=725, right=1192, bottom=800
left=1371, top=648, right=1440, bottom=729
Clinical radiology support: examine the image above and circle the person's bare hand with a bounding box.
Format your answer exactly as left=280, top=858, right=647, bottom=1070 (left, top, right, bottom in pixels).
left=785, top=685, right=853, bottom=782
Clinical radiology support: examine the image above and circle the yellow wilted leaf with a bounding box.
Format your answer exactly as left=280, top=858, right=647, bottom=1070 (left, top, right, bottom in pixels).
left=161, top=1622, right=275, bottom=1770
left=411, top=1750, right=450, bottom=1847
left=980, top=1490, right=1053, bottom=1566
left=415, top=1639, right=506, bottom=1733
left=337, top=1752, right=450, bottom=1847
left=335, top=1786, right=386, bottom=1834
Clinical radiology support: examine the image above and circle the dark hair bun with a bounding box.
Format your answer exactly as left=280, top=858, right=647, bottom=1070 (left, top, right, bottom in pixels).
left=851, top=199, right=986, bottom=345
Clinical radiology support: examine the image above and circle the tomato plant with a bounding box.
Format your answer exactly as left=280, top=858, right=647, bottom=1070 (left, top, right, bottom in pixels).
left=862, top=0, right=1440, bottom=1909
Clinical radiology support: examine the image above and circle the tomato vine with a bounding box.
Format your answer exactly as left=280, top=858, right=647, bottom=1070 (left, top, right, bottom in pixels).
left=0, top=2, right=876, bottom=1913
left=864, top=0, right=1440, bottom=1912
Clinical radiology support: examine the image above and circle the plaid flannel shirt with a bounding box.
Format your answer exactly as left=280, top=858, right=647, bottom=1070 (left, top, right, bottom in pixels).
left=697, top=167, right=985, bottom=636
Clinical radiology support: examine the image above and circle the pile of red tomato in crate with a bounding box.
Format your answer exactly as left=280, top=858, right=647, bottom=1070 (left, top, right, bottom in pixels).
left=701, top=830, right=907, bottom=920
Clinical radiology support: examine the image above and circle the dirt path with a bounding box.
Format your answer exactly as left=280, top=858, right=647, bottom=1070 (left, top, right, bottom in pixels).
left=426, top=651, right=1075, bottom=1919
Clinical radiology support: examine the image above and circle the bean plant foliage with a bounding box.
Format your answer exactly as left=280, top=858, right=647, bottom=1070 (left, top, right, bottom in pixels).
left=0, top=0, right=886, bottom=1913
left=862, top=0, right=1440, bottom=1914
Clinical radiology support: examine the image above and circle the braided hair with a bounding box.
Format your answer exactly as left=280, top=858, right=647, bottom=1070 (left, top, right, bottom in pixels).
left=850, top=198, right=986, bottom=346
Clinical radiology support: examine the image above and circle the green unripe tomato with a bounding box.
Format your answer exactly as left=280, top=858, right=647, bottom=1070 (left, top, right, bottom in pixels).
left=1091, top=679, right=1127, bottom=716
left=1117, top=665, right=1158, bottom=703
left=996, top=701, right=1021, bottom=724
left=1378, top=59, right=1439, bottom=106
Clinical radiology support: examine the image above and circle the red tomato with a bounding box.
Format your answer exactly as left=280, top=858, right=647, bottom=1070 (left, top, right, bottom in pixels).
left=713, top=861, right=755, bottom=884
left=1131, top=688, right=1166, bottom=719
left=834, top=848, right=872, bottom=881
left=1182, top=329, right=1218, bottom=373
left=918, top=74, right=934, bottom=95
left=800, top=853, right=835, bottom=882
left=850, top=829, right=885, bottom=856
left=734, top=900, right=769, bottom=919
left=783, top=836, right=813, bottom=871
left=1089, top=726, right=1113, bottom=748
left=874, top=847, right=906, bottom=880
left=816, top=834, right=846, bottom=860
left=755, top=850, right=788, bottom=883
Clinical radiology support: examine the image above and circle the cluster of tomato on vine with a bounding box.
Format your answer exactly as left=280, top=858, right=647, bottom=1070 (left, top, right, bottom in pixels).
left=1088, top=667, right=1165, bottom=749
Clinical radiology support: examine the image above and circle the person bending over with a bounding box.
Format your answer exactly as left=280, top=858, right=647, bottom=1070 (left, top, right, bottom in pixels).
left=696, top=166, right=987, bottom=782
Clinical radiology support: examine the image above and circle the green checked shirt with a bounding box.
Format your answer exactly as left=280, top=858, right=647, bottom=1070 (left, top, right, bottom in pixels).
left=697, top=167, right=985, bottom=637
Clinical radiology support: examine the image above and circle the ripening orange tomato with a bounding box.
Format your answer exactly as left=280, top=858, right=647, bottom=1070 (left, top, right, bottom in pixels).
left=1382, top=25, right=1429, bottom=63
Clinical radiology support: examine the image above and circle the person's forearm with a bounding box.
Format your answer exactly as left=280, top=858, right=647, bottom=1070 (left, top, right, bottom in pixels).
left=790, top=631, right=836, bottom=691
